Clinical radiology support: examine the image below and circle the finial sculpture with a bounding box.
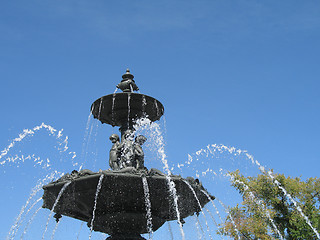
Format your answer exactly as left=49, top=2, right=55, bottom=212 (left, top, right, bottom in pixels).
left=117, top=69, right=139, bottom=92
left=42, top=69, right=214, bottom=240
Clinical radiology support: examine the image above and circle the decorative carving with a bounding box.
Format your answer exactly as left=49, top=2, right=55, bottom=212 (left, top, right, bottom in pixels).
left=53, top=169, right=96, bottom=183
left=110, top=131, right=147, bottom=171
left=116, top=69, right=139, bottom=92
left=109, top=134, right=121, bottom=170
left=118, top=130, right=135, bottom=168
left=133, top=135, right=147, bottom=169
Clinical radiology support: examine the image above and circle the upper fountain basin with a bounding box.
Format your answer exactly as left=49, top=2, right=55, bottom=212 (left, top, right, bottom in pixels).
left=91, top=92, right=164, bottom=127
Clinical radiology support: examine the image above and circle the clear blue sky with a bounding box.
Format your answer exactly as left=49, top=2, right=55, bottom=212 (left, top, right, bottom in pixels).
left=1, top=1, right=320, bottom=239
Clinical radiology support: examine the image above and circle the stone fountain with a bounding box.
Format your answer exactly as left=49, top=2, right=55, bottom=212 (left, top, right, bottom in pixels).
left=42, top=69, right=214, bottom=240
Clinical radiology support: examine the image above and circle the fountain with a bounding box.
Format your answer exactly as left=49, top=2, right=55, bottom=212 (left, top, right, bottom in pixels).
left=42, top=69, right=214, bottom=240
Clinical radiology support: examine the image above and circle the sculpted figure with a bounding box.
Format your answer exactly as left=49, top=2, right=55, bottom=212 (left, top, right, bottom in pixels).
left=109, top=134, right=120, bottom=170
left=133, top=135, right=147, bottom=169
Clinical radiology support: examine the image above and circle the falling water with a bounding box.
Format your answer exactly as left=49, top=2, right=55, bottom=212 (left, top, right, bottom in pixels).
left=142, top=176, right=153, bottom=238
left=244, top=149, right=320, bottom=239
left=167, top=222, right=174, bottom=240
left=188, top=143, right=320, bottom=239
left=266, top=170, right=320, bottom=239
left=12, top=197, right=42, bottom=239
left=42, top=181, right=71, bottom=240
left=112, top=93, right=116, bottom=125
left=50, top=219, right=61, bottom=240
left=20, top=206, right=42, bottom=239
left=183, top=180, right=213, bottom=240
left=142, top=95, right=147, bottom=117
left=91, top=120, right=100, bottom=169
left=80, top=111, right=93, bottom=165
left=79, top=120, right=98, bottom=171
left=229, top=176, right=284, bottom=239
left=89, top=174, right=104, bottom=240
left=78, top=106, right=99, bottom=168
left=203, top=208, right=218, bottom=231
left=162, top=115, right=168, bottom=140
left=203, top=208, right=224, bottom=240
left=21, top=197, right=42, bottom=220
left=200, top=190, right=224, bottom=229
left=9, top=186, right=42, bottom=239
left=8, top=171, right=62, bottom=239
left=193, top=215, right=205, bottom=240
left=127, top=93, right=131, bottom=129
left=98, top=98, right=103, bottom=120
left=76, top=222, right=84, bottom=240
left=215, top=197, right=241, bottom=240
left=134, top=117, right=185, bottom=239
left=154, top=100, right=159, bottom=117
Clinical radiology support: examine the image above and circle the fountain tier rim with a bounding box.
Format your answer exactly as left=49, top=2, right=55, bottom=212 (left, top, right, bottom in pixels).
left=91, top=92, right=164, bottom=127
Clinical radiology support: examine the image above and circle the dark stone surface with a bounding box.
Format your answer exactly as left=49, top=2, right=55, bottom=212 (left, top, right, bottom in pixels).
left=117, top=69, right=139, bottom=93
left=42, top=170, right=214, bottom=237
left=91, top=92, right=164, bottom=128
left=106, top=233, right=146, bottom=240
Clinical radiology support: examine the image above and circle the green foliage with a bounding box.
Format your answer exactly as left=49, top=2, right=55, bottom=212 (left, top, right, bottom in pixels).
left=218, top=170, right=320, bottom=239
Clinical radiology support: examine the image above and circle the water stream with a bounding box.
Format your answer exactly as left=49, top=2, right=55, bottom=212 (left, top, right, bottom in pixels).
left=215, top=197, right=241, bottom=240
left=89, top=174, right=104, bottom=240
left=204, top=208, right=224, bottom=240
left=13, top=197, right=42, bottom=239
left=142, top=95, right=147, bottom=116
left=193, top=215, right=205, bottom=240
left=265, top=170, right=320, bottom=239
left=80, top=120, right=98, bottom=171
left=76, top=222, right=84, bottom=240
left=50, top=219, right=61, bottom=240
left=201, top=191, right=224, bottom=230
left=229, top=175, right=284, bottom=239
left=41, top=181, right=71, bottom=240
left=8, top=171, right=61, bottom=239
left=80, top=111, right=93, bottom=168
left=20, top=206, right=42, bottom=239
left=183, top=180, right=213, bottom=240
left=112, top=93, right=116, bottom=125
left=134, top=117, right=186, bottom=239
left=127, top=93, right=131, bottom=129
left=98, top=98, right=103, bottom=120
left=183, top=143, right=320, bottom=239
left=167, top=222, right=174, bottom=240
left=142, top=176, right=153, bottom=238
left=154, top=100, right=159, bottom=117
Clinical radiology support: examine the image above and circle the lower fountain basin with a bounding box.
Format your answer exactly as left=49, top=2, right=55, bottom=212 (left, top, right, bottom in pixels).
left=42, top=169, right=214, bottom=235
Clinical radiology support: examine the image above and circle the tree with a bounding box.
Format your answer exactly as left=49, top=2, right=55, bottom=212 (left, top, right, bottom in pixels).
left=218, top=170, right=320, bottom=239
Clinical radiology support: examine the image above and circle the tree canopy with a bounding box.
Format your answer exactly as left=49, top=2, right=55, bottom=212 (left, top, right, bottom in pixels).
left=218, top=170, right=320, bottom=239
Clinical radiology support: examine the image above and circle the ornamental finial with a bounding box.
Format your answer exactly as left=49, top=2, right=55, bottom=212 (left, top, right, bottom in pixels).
left=117, top=69, right=139, bottom=92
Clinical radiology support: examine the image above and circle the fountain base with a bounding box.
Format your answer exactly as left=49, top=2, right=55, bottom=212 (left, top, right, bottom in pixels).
left=106, top=233, right=146, bottom=240
left=42, top=168, right=214, bottom=236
